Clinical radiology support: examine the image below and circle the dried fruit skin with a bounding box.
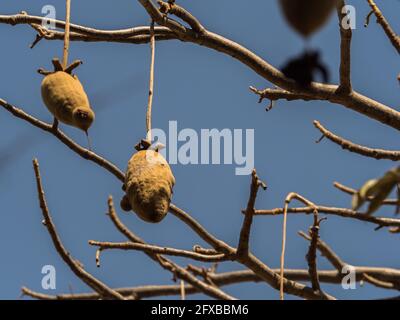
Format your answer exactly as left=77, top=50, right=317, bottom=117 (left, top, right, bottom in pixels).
left=353, top=167, right=400, bottom=215
left=124, top=150, right=175, bottom=223
left=41, top=71, right=94, bottom=131
left=279, top=0, right=337, bottom=37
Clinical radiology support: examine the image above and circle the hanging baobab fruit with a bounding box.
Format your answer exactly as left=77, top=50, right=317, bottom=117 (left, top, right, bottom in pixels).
left=278, top=0, right=337, bottom=38
left=39, top=58, right=95, bottom=135
left=38, top=0, right=94, bottom=147
left=121, top=149, right=175, bottom=223
left=278, top=0, right=337, bottom=86
left=120, top=20, right=175, bottom=223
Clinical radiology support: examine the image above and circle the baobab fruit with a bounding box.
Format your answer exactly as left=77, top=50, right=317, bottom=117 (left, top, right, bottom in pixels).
left=39, top=58, right=95, bottom=133
left=279, top=0, right=337, bottom=38
left=41, top=72, right=94, bottom=131
left=121, top=150, right=175, bottom=223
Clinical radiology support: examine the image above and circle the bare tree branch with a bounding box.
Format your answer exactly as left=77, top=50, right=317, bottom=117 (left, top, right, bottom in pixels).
left=170, top=202, right=334, bottom=300
left=362, top=273, right=400, bottom=290
left=0, top=99, right=125, bottom=182
left=237, top=169, right=266, bottom=259
left=22, top=261, right=400, bottom=300
left=62, top=0, right=71, bottom=69
left=336, top=0, right=353, bottom=94
left=255, top=206, right=400, bottom=228
left=314, top=120, right=400, bottom=161
left=106, top=197, right=236, bottom=300
left=169, top=205, right=235, bottom=255
left=32, top=159, right=126, bottom=300
left=30, top=23, right=176, bottom=44
left=279, top=193, right=318, bottom=300
left=299, top=230, right=400, bottom=290
left=305, top=214, right=327, bottom=294
left=2, top=9, right=400, bottom=130
left=0, top=13, right=174, bottom=38
left=157, top=0, right=206, bottom=34
left=366, top=0, right=400, bottom=54
left=137, top=0, right=188, bottom=34
left=88, top=240, right=230, bottom=263
left=299, top=231, right=347, bottom=271
left=249, top=86, right=313, bottom=103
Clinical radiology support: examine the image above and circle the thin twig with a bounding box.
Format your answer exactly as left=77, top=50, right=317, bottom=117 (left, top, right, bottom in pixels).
left=88, top=240, right=229, bottom=263
left=280, top=193, right=317, bottom=300
left=300, top=230, right=400, bottom=290
left=146, top=20, right=155, bottom=142
left=363, top=273, right=400, bottom=290
left=63, top=0, right=71, bottom=69
left=193, top=245, right=219, bottom=255
left=364, top=10, right=374, bottom=27
left=0, top=13, right=174, bottom=38
left=249, top=86, right=313, bottom=104
left=0, top=99, right=124, bottom=182
left=180, top=280, right=186, bottom=300
left=299, top=231, right=345, bottom=271
left=157, top=0, right=206, bottom=34
left=27, top=19, right=175, bottom=45
left=280, top=199, right=289, bottom=300
left=366, top=0, right=400, bottom=54
left=306, top=213, right=327, bottom=295
left=255, top=205, right=400, bottom=228
left=157, top=259, right=236, bottom=300
left=237, top=169, right=266, bottom=259
left=169, top=204, right=234, bottom=255
left=314, top=121, right=400, bottom=160
left=187, top=265, right=219, bottom=287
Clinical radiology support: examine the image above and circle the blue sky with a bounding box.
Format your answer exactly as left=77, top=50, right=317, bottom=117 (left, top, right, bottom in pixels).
left=0, top=0, right=399, bottom=300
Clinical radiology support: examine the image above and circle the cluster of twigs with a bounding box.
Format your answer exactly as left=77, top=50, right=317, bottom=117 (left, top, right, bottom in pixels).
left=1, top=0, right=400, bottom=300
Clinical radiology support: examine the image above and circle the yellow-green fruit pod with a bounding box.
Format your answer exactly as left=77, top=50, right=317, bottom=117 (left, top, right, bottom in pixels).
left=279, top=0, right=337, bottom=38
left=41, top=71, right=94, bottom=131
left=125, top=150, right=175, bottom=223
